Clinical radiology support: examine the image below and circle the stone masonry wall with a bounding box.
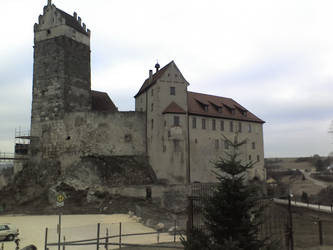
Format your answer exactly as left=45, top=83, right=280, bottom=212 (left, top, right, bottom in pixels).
left=32, top=111, right=146, bottom=169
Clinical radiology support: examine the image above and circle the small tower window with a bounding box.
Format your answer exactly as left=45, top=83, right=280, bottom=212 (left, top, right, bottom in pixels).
left=151, top=103, right=154, bottom=112
left=170, top=87, right=176, bottom=95
left=230, top=121, right=233, bottom=132
left=252, top=142, right=256, bottom=149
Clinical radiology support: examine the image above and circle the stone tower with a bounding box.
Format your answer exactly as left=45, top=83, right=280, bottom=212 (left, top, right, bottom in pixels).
left=30, top=0, right=91, bottom=158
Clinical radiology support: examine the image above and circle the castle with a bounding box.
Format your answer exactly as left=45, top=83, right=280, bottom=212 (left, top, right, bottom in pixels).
left=25, top=1, right=265, bottom=184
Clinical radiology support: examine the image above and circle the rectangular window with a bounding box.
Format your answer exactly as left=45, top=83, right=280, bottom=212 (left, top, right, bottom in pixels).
left=224, top=140, right=229, bottom=150
left=215, top=139, right=219, bottom=149
left=249, top=155, right=252, bottom=161
left=252, top=142, right=256, bottom=150
left=202, top=119, right=206, bottom=129
left=220, top=120, right=224, bottom=131
left=257, top=155, right=260, bottom=162
left=238, top=122, right=242, bottom=133
left=151, top=119, right=154, bottom=129
left=212, top=119, right=216, bottom=130
left=230, top=121, right=233, bottom=132
left=248, top=124, right=252, bottom=133
left=192, top=117, right=196, bottom=129
left=170, top=87, right=176, bottom=95
left=151, top=103, right=153, bottom=112
left=174, top=116, right=180, bottom=126
left=173, top=139, right=180, bottom=152
left=151, top=88, right=154, bottom=96
left=163, top=145, right=166, bottom=152
left=218, top=107, right=222, bottom=113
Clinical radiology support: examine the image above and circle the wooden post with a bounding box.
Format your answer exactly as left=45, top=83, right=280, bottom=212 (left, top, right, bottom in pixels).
left=318, top=220, right=323, bottom=245
left=44, top=227, right=48, bottom=250
left=119, top=222, right=122, bottom=248
left=97, top=223, right=100, bottom=250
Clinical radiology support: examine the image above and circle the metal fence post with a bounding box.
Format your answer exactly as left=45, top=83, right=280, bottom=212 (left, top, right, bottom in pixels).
left=318, top=220, right=323, bottom=245
left=288, top=195, right=294, bottom=250
left=97, top=223, right=100, bottom=250
left=44, top=227, right=48, bottom=250
left=119, top=222, right=122, bottom=248
left=105, top=228, right=109, bottom=250
left=174, top=220, right=177, bottom=243
left=58, top=213, right=62, bottom=250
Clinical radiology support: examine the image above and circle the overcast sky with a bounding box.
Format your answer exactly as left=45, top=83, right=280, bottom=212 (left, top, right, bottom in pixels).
left=0, top=0, right=332, bottom=157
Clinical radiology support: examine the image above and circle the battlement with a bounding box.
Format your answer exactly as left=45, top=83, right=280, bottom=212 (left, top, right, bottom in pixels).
left=34, top=0, right=90, bottom=46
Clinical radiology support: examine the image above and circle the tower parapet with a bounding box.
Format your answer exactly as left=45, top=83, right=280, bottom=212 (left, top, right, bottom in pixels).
left=34, top=0, right=90, bottom=46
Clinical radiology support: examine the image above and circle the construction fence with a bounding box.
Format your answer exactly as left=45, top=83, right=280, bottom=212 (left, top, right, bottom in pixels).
left=45, top=221, right=183, bottom=250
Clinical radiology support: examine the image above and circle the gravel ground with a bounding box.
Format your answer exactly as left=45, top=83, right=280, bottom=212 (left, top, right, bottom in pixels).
left=0, top=214, right=181, bottom=250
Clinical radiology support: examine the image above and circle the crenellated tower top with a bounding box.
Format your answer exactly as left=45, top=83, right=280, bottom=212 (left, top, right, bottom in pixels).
left=34, top=0, right=91, bottom=46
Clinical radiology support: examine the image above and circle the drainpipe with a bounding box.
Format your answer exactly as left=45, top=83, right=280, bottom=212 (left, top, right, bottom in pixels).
left=186, top=93, right=191, bottom=184
left=146, top=70, right=153, bottom=155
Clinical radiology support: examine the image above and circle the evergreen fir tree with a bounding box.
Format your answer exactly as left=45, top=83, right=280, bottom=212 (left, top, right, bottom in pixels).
left=203, top=135, right=265, bottom=249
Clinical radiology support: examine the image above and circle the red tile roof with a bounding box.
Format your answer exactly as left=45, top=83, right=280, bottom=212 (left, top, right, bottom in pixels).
left=162, top=101, right=186, bottom=114
left=188, top=92, right=264, bottom=123
left=91, top=90, right=118, bottom=112
left=134, top=61, right=173, bottom=98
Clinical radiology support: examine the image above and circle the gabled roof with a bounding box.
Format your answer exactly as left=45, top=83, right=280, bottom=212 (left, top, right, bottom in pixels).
left=134, top=61, right=188, bottom=98
left=134, top=61, right=173, bottom=98
left=91, top=90, right=118, bottom=112
left=162, top=102, right=186, bottom=115
left=56, top=8, right=88, bottom=35
left=188, top=92, right=264, bottom=123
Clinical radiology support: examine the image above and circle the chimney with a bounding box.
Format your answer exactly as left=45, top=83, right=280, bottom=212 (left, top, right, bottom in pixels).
left=48, top=0, right=52, bottom=6
left=73, top=12, right=78, bottom=20
left=78, top=17, right=82, bottom=25
left=149, top=70, right=153, bottom=84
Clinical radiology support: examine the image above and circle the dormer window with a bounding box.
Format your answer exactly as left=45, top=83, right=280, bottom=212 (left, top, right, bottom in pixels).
left=217, top=107, right=222, bottom=113
left=204, top=105, right=208, bottom=112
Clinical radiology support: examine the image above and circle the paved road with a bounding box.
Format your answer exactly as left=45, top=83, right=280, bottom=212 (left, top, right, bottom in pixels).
left=274, top=198, right=333, bottom=214
left=300, top=169, right=331, bottom=188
